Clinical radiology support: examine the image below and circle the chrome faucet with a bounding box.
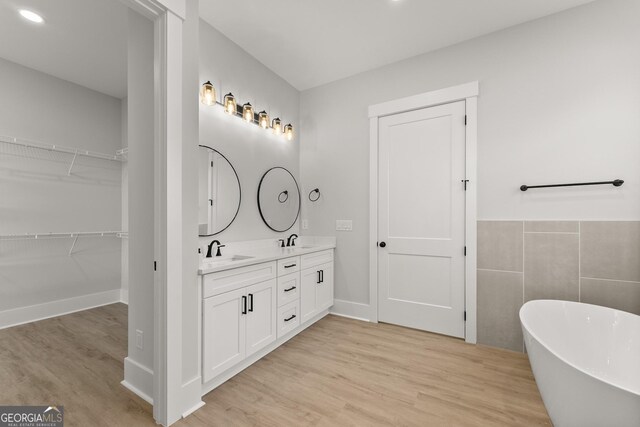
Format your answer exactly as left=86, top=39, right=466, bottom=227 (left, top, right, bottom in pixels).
left=286, top=234, right=298, bottom=247
left=206, top=240, right=225, bottom=258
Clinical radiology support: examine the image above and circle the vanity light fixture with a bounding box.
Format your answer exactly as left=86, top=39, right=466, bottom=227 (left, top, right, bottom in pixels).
left=202, top=82, right=294, bottom=139
left=272, top=118, right=282, bottom=135
left=284, top=124, right=294, bottom=141
left=19, top=9, right=44, bottom=23
left=223, top=93, right=237, bottom=115
left=242, top=103, right=254, bottom=122
left=258, top=111, right=269, bottom=129
left=200, top=81, right=216, bottom=106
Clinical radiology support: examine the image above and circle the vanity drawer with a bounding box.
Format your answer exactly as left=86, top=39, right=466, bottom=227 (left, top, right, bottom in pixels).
left=277, top=300, right=300, bottom=338
left=203, top=261, right=277, bottom=298
left=301, top=249, right=333, bottom=270
left=277, top=256, right=300, bottom=276
left=277, top=272, right=300, bottom=307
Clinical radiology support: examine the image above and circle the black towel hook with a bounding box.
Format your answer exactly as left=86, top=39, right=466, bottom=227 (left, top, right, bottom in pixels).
left=308, top=188, right=321, bottom=202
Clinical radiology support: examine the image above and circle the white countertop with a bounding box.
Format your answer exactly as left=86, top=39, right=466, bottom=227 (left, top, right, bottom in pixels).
left=198, top=242, right=336, bottom=275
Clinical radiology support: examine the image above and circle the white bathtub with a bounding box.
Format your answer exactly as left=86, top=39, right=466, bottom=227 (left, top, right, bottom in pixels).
left=520, top=300, right=640, bottom=427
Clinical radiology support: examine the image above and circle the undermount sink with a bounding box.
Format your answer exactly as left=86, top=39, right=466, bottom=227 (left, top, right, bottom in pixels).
left=202, top=254, right=254, bottom=266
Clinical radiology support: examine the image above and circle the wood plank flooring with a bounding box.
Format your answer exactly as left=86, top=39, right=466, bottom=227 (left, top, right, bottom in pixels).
left=0, top=303, right=153, bottom=426
left=0, top=304, right=551, bottom=426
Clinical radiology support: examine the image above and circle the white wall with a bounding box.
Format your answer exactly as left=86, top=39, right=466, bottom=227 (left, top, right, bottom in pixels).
left=0, top=57, right=122, bottom=313
left=198, top=20, right=301, bottom=246
left=125, top=8, right=155, bottom=399
left=299, top=0, right=640, bottom=306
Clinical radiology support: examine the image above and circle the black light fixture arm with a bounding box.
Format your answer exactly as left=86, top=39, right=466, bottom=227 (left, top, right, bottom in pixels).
left=520, top=179, right=624, bottom=192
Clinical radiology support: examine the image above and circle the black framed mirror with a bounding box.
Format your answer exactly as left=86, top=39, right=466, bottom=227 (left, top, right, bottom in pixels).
left=198, top=145, right=241, bottom=236
left=257, top=167, right=301, bottom=232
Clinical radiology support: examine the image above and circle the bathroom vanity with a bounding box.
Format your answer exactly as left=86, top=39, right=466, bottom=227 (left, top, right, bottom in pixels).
left=198, top=241, right=335, bottom=394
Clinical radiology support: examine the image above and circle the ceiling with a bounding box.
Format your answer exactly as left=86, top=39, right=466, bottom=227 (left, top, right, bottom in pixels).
left=0, top=0, right=128, bottom=98
left=200, top=0, right=597, bottom=91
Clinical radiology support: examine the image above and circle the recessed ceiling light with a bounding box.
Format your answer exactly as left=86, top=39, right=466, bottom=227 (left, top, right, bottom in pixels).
left=19, top=9, right=44, bottom=24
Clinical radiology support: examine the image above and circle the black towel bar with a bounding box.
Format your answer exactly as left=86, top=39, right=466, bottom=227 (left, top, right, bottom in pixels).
left=520, top=179, right=624, bottom=192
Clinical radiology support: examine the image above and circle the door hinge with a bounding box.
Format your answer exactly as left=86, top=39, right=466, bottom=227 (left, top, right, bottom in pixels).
left=464, top=246, right=467, bottom=256
left=464, top=311, right=467, bottom=321
left=464, top=115, right=467, bottom=125
left=154, top=261, right=157, bottom=271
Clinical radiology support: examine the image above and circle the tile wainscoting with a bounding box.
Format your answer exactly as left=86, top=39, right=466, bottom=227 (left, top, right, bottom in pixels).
left=477, top=221, right=640, bottom=352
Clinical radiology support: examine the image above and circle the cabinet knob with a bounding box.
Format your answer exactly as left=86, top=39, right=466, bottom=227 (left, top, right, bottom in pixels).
left=379, top=241, right=386, bottom=248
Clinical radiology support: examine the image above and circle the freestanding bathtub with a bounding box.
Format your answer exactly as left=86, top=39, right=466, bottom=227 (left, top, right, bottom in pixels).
left=520, top=300, right=640, bottom=427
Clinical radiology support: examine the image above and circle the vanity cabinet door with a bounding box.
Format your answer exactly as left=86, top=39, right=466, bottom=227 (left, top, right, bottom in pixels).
left=245, top=279, right=277, bottom=357
left=301, top=261, right=334, bottom=324
left=316, top=262, right=334, bottom=312
left=300, top=267, right=319, bottom=323
left=203, top=288, right=246, bottom=383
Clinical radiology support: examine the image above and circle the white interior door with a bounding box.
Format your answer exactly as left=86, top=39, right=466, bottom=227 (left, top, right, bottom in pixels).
left=378, top=100, right=466, bottom=338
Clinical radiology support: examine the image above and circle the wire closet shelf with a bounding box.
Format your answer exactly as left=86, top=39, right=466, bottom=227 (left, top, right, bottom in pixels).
left=0, top=135, right=128, bottom=174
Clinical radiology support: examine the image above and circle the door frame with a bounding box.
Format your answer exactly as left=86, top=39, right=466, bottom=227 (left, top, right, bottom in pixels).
left=368, top=81, right=478, bottom=344
left=118, top=0, right=186, bottom=424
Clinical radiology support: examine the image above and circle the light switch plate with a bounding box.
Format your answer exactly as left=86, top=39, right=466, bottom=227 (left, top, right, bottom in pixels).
left=302, top=219, right=309, bottom=230
left=336, top=220, right=353, bottom=231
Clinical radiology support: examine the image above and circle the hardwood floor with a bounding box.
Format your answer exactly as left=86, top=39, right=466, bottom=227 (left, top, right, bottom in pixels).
left=0, top=303, right=154, bottom=427
left=0, top=304, right=551, bottom=426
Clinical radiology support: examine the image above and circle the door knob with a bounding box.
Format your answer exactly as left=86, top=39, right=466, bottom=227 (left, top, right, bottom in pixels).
left=379, top=241, right=386, bottom=248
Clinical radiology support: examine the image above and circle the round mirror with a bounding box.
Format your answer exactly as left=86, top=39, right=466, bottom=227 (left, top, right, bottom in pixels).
left=198, top=145, right=241, bottom=236
left=257, top=167, right=301, bottom=232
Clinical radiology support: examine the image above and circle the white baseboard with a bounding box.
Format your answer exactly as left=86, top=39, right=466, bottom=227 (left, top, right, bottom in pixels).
left=181, top=376, right=205, bottom=419
left=182, top=400, right=205, bottom=419
left=0, top=289, right=122, bottom=330
left=123, top=357, right=154, bottom=404
left=120, top=289, right=129, bottom=305
left=330, top=299, right=371, bottom=322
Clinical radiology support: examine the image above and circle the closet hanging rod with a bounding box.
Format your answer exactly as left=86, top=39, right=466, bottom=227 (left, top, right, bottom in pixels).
left=520, top=179, right=624, bottom=192
left=0, top=231, right=126, bottom=241
left=0, top=135, right=123, bottom=162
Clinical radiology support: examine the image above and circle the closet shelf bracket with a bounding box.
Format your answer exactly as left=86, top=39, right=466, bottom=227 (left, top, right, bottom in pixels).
left=68, top=149, right=79, bottom=176
left=68, top=235, right=79, bottom=256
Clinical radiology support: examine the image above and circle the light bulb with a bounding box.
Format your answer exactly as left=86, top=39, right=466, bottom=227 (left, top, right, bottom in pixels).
left=199, top=81, right=216, bottom=106
left=272, top=118, right=282, bottom=135
left=258, top=111, right=269, bottom=129
left=284, top=124, right=294, bottom=141
left=243, top=103, right=254, bottom=122
left=223, top=93, right=236, bottom=115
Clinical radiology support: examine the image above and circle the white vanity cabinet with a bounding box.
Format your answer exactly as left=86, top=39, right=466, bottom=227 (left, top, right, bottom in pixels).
left=202, top=287, right=247, bottom=381
left=300, top=250, right=334, bottom=323
left=201, top=246, right=334, bottom=391
left=202, top=263, right=277, bottom=383
left=245, top=279, right=277, bottom=357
